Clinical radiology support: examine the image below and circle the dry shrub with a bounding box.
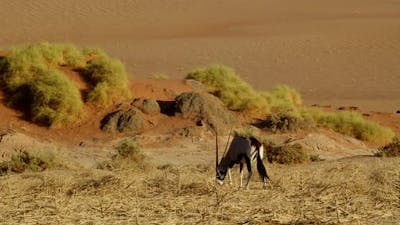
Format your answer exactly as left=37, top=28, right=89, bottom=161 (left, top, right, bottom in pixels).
left=375, top=137, right=400, bottom=157
left=66, top=175, right=120, bottom=196
left=232, top=126, right=259, bottom=139
left=260, top=112, right=312, bottom=132
left=0, top=150, right=56, bottom=175
left=265, top=143, right=309, bottom=164
left=97, top=138, right=146, bottom=170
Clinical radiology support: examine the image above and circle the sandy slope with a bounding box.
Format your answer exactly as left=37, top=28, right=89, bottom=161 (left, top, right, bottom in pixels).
left=0, top=0, right=400, bottom=112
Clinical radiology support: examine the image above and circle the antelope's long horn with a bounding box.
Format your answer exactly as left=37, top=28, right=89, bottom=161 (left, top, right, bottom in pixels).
left=223, top=128, right=232, bottom=157
left=215, top=129, right=219, bottom=171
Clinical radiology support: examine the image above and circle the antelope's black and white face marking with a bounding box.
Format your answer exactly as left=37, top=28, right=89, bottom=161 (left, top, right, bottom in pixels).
left=216, top=168, right=227, bottom=185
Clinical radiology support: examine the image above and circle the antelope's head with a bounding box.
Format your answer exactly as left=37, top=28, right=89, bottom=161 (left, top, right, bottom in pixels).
left=215, top=166, right=227, bottom=185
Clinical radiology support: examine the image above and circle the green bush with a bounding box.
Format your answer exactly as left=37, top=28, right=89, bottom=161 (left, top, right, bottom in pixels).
left=300, top=108, right=394, bottom=144
left=84, top=56, right=131, bottom=105
left=29, top=71, right=83, bottom=125
left=0, top=43, right=85, bottom=125
left=375, top=137, right=400, bottom=157
left=0, top=150, right=56, bottom=175
left=186, top=64, right=270, bottom=115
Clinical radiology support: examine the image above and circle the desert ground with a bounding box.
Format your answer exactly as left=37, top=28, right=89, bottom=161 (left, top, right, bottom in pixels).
left=0, top=0, right=400, bottom=224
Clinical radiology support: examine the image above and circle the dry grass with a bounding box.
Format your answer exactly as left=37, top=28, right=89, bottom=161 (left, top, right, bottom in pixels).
left=0, top=157, right=399, bottom=224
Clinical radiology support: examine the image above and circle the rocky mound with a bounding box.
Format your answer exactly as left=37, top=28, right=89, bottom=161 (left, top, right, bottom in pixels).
left=174, top=92, right=238, bottom=131
left=101, top=108, right=147, bottom=133
left=131, top=98, right=160, bottom=116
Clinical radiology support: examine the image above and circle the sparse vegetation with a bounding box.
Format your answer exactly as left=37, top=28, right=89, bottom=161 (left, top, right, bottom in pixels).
left=0, top=42, right=131, bottom=126
left=1, top=156, right=399, bottom=224
left=260, top=84, right=302, bottom=113
left=375, top=137, right=400, bottom=157
left=0, top=150, right=56, bottom=175
left=259, top=111, right=311, bottom=132
left=300, top=108, right=395, bottom=144
left=97, top=138, right=146, bottom=170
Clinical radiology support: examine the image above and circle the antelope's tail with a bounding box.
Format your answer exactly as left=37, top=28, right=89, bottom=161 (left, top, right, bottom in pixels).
left=256, top=147, right=269, bottom=180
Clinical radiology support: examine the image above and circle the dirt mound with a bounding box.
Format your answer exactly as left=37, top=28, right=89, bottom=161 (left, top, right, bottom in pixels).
left=175, top=92, right=238, bottom=131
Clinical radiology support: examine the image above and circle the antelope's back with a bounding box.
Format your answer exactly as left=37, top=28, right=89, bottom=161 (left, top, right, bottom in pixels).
left=227, top=136, right=252, bottom=156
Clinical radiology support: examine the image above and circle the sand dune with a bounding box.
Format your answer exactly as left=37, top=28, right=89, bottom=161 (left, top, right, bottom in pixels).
left=1, top=0, right=399, bottom=111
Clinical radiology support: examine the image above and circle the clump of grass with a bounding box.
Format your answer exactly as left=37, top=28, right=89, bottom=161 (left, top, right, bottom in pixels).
left=375, top=137, right=400, bottom=157
left=0, top=43, right=85, bottom=126
left=185, top=64, right=270, bottom=115
left=84, top=55, right=131, bottom=105
left=260, top=85, right=302, bottom=113
left=22, top=70, right=82, bottom=125
left=97, top=138, right=146, bottom=170
left=186, top=65, right=304, bottom=116
left=0, top=150, right=56, bottom=175
left=0, top=42, right=132, bottom=126
left=264, top=142, right=309, bottom=164
left=300, top=108, right=395, bottom=144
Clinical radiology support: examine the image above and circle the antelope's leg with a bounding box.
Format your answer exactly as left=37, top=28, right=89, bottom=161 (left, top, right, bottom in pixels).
left=239, top=162, right=244, bottom=188
left=245, top=157, right=252, bottom=190
left=227, top=168, right=232, bottom=185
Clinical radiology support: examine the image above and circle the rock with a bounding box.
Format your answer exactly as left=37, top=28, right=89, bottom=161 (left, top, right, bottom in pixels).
left=396, top=110, right=400, bottom=114
left=101, top=108, right=146, bottom=132
left=174, top=92, right=238, bottom=131
left=131, top=98, right=160, bottom=115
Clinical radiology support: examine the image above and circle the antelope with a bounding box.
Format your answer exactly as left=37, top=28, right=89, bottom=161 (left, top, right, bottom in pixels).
left=215, top=132, right=270, bottom=189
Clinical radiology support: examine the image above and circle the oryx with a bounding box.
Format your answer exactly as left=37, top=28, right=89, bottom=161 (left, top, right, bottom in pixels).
left=215, top=133, right=270, bottom=189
